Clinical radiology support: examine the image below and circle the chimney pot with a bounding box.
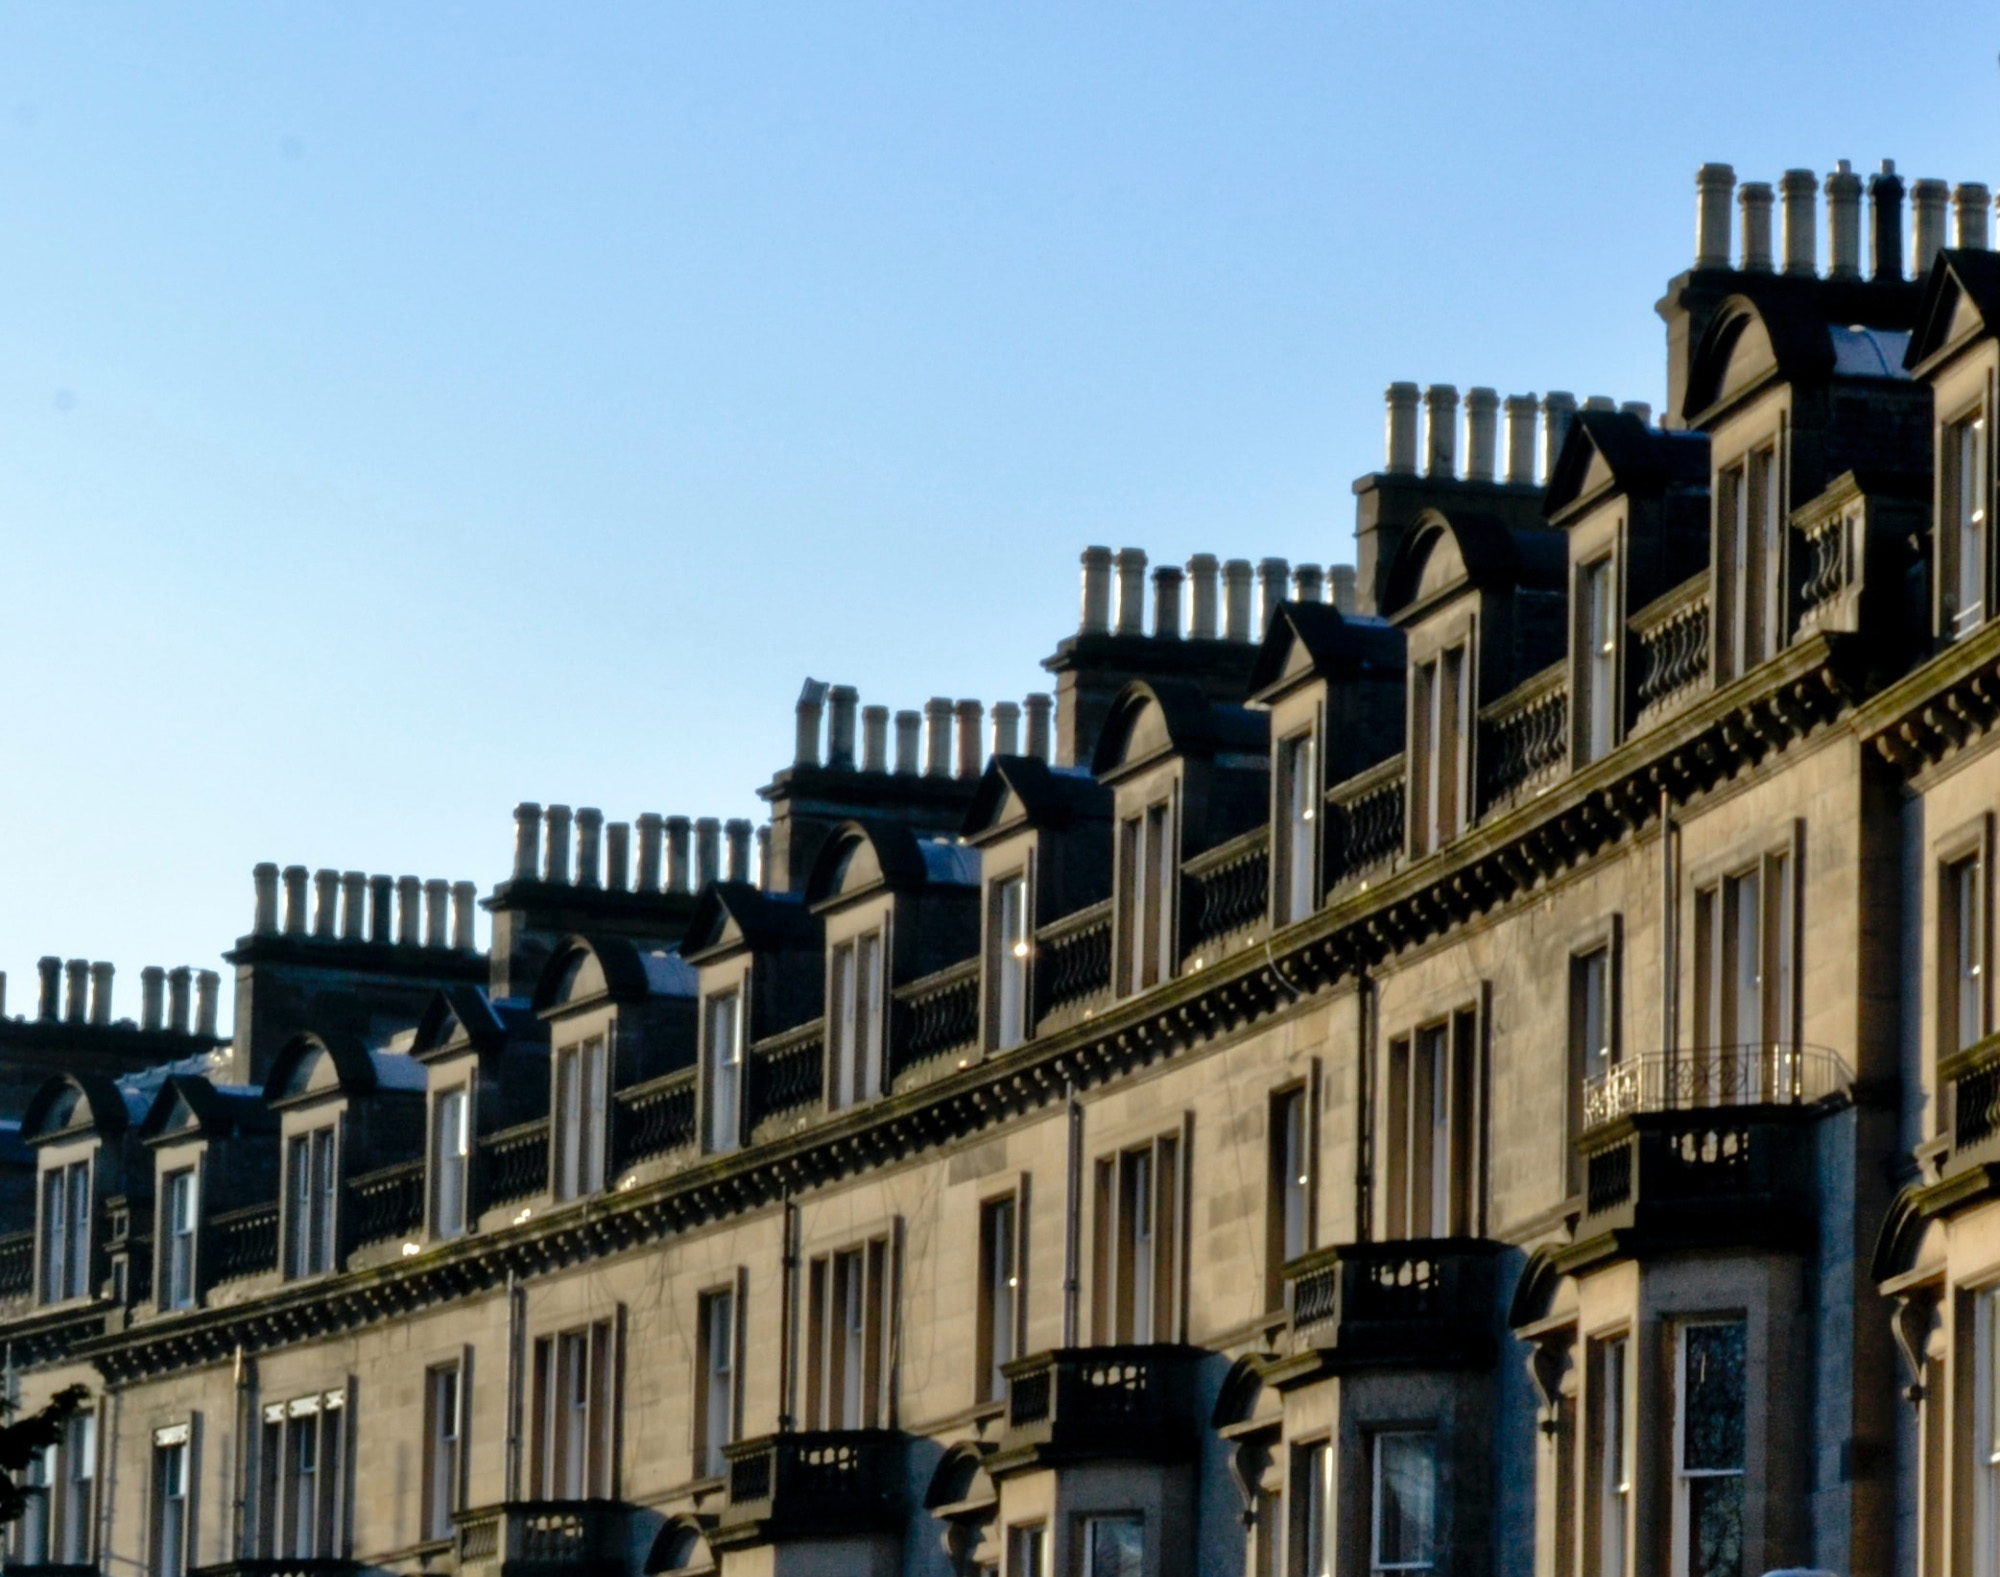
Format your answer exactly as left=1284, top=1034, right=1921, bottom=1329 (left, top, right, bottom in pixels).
left=512, top=802, right=543, bottom=881
left=1113, top=549, right=1148, bottom=636
left=1292, top=564, right=1324, bottom=603
left=955, top=700, right=984, bottom=779
left=1221, top=560, right=1254, bottom=641
left=1540, top=392, right=1578, bottom=481
left=424, top=878, right=450, bottom=946
left=1462, top=387, right=1499, bottom=481
left=826, top=685, right=859, bottom=770
left=794, top=679, right=829, bottom=768
left=924, top=699, right=954, bottom=777
left=1078, top=546, right=1113, bottom=635
left=252, top=862, right=280, bottom=936
left=1621, top=401, right=1652, bottom=426
left=141, top=966, right=165, bottom=1032
left=1955, top=183, right=1992, bottom=251
left=1256, top=559, right=1290, bottom=634
left=893, top=710, right=922, bottom=775
left=1582, top=395, right=1616, bottom=413
left=695, top=817, right=722, bottom=887
left=665, top=816, right=692, bottom=894
left=341, top=872, right=367, bottom=941
left=63, top=959, right=87, bottom=1024
left=861, top=705, right=890, bottom=772
left=574, top=807, right=603, bottom=889
left=369, top=874, right=394, bottom=943
left=635, top=813, right=664, bottom=893
left=1826, top=160, right=1863, bottom=280
left=1869, top=160, right=1905, bottom=282
left=1503, top=395, right=1538, bottom=484
left=312, top=870, right=339, bottom=938
left=1695, top=162, right=1736, bottom=268
left=1151, top=566, right=1183, bottom=639
left=1780, top=169, right=1819, bottom=275
left=1329, top=566, right=1357, bottom=615
left=1738, top=181, right=1774, bottom=271
left=36, top=957, right=60, bottom=1021
left=451, top=881, right=478, bottom=951
left=1423, top=384, right=1459, bottom=478
left=1912, top=178, right=1950, bottom=275
left=992, top=700, right=1022, bottom=757
left=1024, top=693, right=1054, bottom=761
left=604, top=823, right=630, bottom=893
left=1186, top=554, right=1220, bottom=638
left=194, top=970, right=219, bottom=1037
left=282, top=865, right=309, bottom=935
left=1384, top=382, right=1420, bottom=474
left=167, top=966, right=192, bottom=1034
left=543, top=806, right=572, bottom=884
left=396, top=876, right=422, bottom=945
left=756, top=825, right=773, bottom=891
left=724, top=819, right=752, bottom=882
left=88, top=961, right=113, bottom=1027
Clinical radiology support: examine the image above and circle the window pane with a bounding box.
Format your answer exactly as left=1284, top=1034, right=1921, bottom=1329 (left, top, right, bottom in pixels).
left=1083, top=1516, right=1144, bottom=1577
left=1302, top=1441, right=1332, bottom=1577
left=707, top=993, right=741, bottom=1152
left=996, top=879, right=1029, bottom=1049
left=1372, top=1433, right=1436, bottom=1570
left=1682, top=1322, right=1747, bottom=1472
left=1283, top=732, right=1316, bottom=923
left=858, top=932, right=884, bottom=1098
left=1688, top=1475, right=1744, bottom=1577
left=829, top=943, right=856, bottom=1108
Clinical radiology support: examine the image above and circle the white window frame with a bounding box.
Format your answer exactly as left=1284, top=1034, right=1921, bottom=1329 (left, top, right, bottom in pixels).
left=152, top=1427, right=191, bottom=1577
left=990, top=873, right=1032, bottom=1051
left=160, top=1165, right=198, bottom=1311
left=422, top=1360, right=463, bottom=1543
left=258, top=1390, right=347, bottom=1560
left=1950, top=405, right=1990, bottom=636
left=1079, top=1514, right=1145, bottom=1577
left=704, top=990, right=744, bottom=1154
left=1669, top=1319, right=1747, bottom=1577
left=1976, top=1288, right=2000, bottom=1577
left=553, top=1037, right=610, bottom=1201
left=828, top=930, right=886, bottom=1109
left=432, top=1084, right=471, bottom=1239
left=40, top=1158, right=91, bottom=1304
left=697, top=1284, right=738, bottom=1480
left=285, top=1126, right=338, bottom=1280
left=1369, top=1430, right=1437, bottom=1575
left=1580, top=555, right=1617, bottom=763
left=1277, top=728, right=1319, bottom=925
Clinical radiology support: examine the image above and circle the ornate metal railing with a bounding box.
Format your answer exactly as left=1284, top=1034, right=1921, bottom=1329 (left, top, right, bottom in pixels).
left=1182, top=829, right=1269, bottom=948
left=453, top=1501, right=627, bottom=1569
left=751, top=1020, right=825, bottom=1119
left=1478, top=664, right=1567, bottom=811
left=894, top=958, right=980, bottom=1070
left=209, top=1203, right=280, bottom=1282
left=1037, top=900, right=1112, bottom=1013
left=480, top=1119, right=549, bottom=1207
left=191, top=1560, right=358, bottom=1577
left=1582, top=1044, right=1850, bottom=1132
left=614, top=1067, right=698, bottom=1167
left=0, top=1230, right=33, bottom=1298
left=1631, top=577, right=1710, bottom=720
left=1325, top=756, right=1404, bottom=885
left=347, top=1160, right=425, bottom=1246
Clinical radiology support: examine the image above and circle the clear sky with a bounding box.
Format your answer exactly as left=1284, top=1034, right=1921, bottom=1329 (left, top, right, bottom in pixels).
left=1, top=2, right=1994, bottom=1025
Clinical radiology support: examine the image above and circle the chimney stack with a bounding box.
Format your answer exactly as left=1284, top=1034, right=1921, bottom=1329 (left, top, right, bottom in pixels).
left=827, top=685, right=859, bottom=770
left=36, top=957, right=59, bottom=1021
left=1869, top=160, right=1905, bottom=282
left=1024, top=694, right=1053, bottom=761
left=1955, top=183, right=1992, bottom=250
left=1463, top=387, right=1499, bottom=481
left=88, top=962, right=113, bottom=1026
left=924, top=699, right=954, bottom=777
left=756, top=825, right=772, bottom=890
left=1912, top=178, right=1950, bottom=275
left=253, top=862, right=280, bottom=935
left=397, top=876, right=422, bottom=945
left=725, top=819, right=752, bottom=882
left=1621, top=402, right=1652, bottom=426
left=195, top=970, right=219, bottom=1037
left=1384, top=383, right=1420, bottom=474
left=1151, top=566, right=1183, bottom=639
left=1695, top=163, right=1735, bottom=268
left=543, top=806, right=572, bottom=883
left=1423, top=384, right=1459, bottom=478
left=64, top=959, right=87, bottom=1024
left=1222, top=560, right=1254, bottom=641
left=168, top=967, right=192, bottom=1034
left=893, top=711, right=922, bottom=775
left=1780, top=169, right=1818, bottom=275
left=635, top=814, right=663, bottom=892
left=1329, top=566, right=1357, bottom=615
left=141, top=966, right=165, bottom=1032
left=861, top=706, right=889, bottom=772
left=992, top=701, right=1021, bottom=757
left=794, top=679, right=829, bottom=768
left=451, top=882, right=478, bottom=950
left=665, top=816, right=692, bottom=894
left=603, top=822, right=630, bottom=893
left=313, top=870, right=339, bottom=938
left=1540, top=392, right=1577, bottom=479
left=1113, top=549, right=1148, bottom=635
left=341, top=872, right=367, bottom=940
left=1826, top=160, right=1863, bottom=280
left=955, top=700, right=984, bottom=779
left=1738, top=182, right=1773, bottom=271
left=1078, top=547, right=1113, bottom=635
left=1256, top=559, right=1290, bottom=632
left=1292, top=564, right=1324, bottom=603
left=1503, top=395, right=1538, bottom=484
left=512, top=802, right=543, bottom=881
left=1187, top=554, right=1220, bottom=638
left=425, top=879, right=450, bottom=946
left=575, top=808, right=603, bottom=888
left=369, top=874, right=394, bottom=942
left=695, top=818, right=722, bottom=888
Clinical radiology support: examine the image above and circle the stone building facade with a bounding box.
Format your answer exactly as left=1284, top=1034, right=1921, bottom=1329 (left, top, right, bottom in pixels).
left=3, top=155, right=1998, bottom=1577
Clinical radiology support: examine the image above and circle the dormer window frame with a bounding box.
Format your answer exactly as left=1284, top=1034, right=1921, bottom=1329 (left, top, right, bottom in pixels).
left=1575, top=549, right=1621, bottom=767
left=1113, top=777, right=1181, bottom=999
left=157, top=1161, right=200, bottom=1312
left=1713, top=423, right=1787, bottom=683
left=429, top=1078, right=473, bottom=1242
left=825, top=917, right=888, bottom=1112
left=1408, top=618, right=1475, bottom=859
left=283, top=1121, right=340, bottom=1282
left=1943, top=395, right=1993, bottom=639
left=550, top=1030, right=611, bottom=1203
left=1272, top=713, right=1322, bottom=927
left=38, top=1151, right=92, bottom=1306
left=985, top=861, right=1034, bottom=1051
left=702, top=972, right=749, bottom=1155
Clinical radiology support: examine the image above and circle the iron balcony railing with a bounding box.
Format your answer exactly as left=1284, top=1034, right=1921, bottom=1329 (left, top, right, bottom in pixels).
left=452, top=1501, right=628, bottom=1575
left=1581, top=1044, right=1850, bottom=1133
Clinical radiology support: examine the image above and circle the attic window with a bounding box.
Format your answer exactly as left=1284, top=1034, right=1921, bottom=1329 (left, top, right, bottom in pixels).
left=39, top=1161, right=90, bottom=1304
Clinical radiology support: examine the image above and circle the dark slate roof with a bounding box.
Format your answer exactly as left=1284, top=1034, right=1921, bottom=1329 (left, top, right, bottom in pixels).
left=1543, top=411, right=1711, bottom=522
left=1907, top=248, right=2000, bottom=372
left=961, top=755, right=1112, bottom=839
left=1247, top=601, right=1404, bottom=700
left=679, top=883, right=822, bottom=965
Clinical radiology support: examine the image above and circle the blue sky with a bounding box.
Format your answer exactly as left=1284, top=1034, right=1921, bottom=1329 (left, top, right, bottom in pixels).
left=1, top=2, right=1994, bottom=1021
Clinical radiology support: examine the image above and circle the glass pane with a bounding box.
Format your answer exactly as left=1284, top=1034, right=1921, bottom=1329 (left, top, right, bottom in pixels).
left=1373, top=1432, right=1436, bottom=1569
left=1682, top=1322, right=1747, bottom=1471
left=1688, top=1473, right=1743, bottom=1577
left=1084, top=1517, right=1144, bottom=1577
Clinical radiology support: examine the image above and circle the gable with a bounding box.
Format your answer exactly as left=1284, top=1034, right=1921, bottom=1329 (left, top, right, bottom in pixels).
left=1414, top=528, right=1468, bottom=602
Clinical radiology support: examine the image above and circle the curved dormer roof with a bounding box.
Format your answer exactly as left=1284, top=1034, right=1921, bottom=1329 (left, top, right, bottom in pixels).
left=1543, top=411, right=1711, bottom=526
left=412, top=985, right=535, bottom=1062
left=803, top=820, right=980, bottom=910
left=532, top=934, right=697, bottom=1016
left=1248, top=600, right=1405, bottom=702
left=1907, top=247, right=2000, bottom=378
left=1684, top=291, right=1912, bottom=425
left=261, top=1031, right=395, bottom=1106
left=1379, top=509, right=1567, bottom=622
left=679, top=883, right=821, bottom=967
left=20, top=1072, right=140, bottom=1145
left=962, top=754, right=1112, bottom=842
left=138, top=1074, right=271, bottom=1146
left=1090, top=678, right=1266, bottom=781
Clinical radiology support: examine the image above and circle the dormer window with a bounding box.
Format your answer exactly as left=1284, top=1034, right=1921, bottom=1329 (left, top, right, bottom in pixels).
left=1410, top=645, right=1468, bottom=856
left=1578, top=558, right=1617, bottom=764
left=1947, top=407, right=1990, bottom=636
left=704, top=990, right=744, bottom=1154
left=989, top=874, right=1031, bottom=1049
left=1116, top=799, right=1175, bottom=995
left=159, top=1168, right=197, bottom=1311
left=1275, top=731, right=1318, bottom=925
left=1717, top=444, right=1781, bottom=679
left=552, top=1038, right=609, bottom=1201
left=827, top=934, right=885, bottom=1110
left=432, top=1086, right=470, bottom=1238
left=39, top=1160, right=89, bottom=1304
left=285, top=1127, right=337, bottom=1279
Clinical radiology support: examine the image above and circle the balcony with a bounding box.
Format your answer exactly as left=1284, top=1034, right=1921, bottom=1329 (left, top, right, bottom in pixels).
left=190, top=1561, right=357, bottom=1577
left=6, top=1565, right=101, bottom=1577
left=990, top=1346, right=1200, bottom=1476
left=1276, top=1239, right=1500, bottom=1376
left=453, top=1502, right=629, bottom=1577
left=1581, top=1043, right=1850, bottom=1131
left=710, top=1431, right=905, bottom=1551
left=1936, top=1032, right=2000, bottom=1200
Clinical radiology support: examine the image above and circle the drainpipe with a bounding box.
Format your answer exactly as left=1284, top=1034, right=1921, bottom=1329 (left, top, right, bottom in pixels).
left=779, top=1193, right=799, bottom=1432
left=231, top=1344, right=251, bottom=1555
left=504, top=1271, right=525, bottom=1500
left=1661, top=789, right=1678, bottom=1057
left=1356, top=973, right=1376, bottom=1241
left=1062, top=1081, right=1084, bottom=1348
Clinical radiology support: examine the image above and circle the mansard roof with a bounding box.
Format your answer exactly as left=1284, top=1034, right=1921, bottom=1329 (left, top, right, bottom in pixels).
left=1906, top=247, right=2000, bottom=377
left=1090, top=678, right=1266, bottom=780
left=532, top=934, right=696, bottom=1016
left=1684, top=290, right=1912, bottom=424
left=1543, top=410, right=1711, bottom=526
left=138, top=1074, right=271, bottom=1146
left=412, top=984, right=533, bottom=1062
left=262, top=1031, right=424, bottom=1106
left=1379, top=508, right=1567, bottom=621
left=961, top=755, right=1112, bottom=843
left=679, top=882, right=821, bottom=966
left=20, top=1072, right=139, bottom=1145
left=803, top=819, right=979, bottom=910
left=1247, top=600, right=1404, bottom=703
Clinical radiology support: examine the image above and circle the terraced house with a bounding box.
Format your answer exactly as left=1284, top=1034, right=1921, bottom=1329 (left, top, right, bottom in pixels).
left=9, top=153, right=2000, bottom=1577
